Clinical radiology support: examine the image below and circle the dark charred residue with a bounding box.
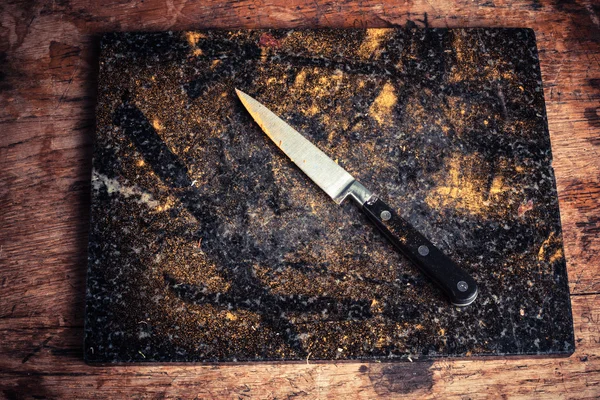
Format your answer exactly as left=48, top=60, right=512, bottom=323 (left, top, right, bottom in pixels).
left=369, top=362, right=434, bottom=395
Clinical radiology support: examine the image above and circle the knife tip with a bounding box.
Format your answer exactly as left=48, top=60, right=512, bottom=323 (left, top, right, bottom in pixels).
left=235, top=88, right=254, bottom=110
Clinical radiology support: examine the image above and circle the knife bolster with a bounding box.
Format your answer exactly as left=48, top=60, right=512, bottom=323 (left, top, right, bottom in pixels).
left=336, top=180, right=373, bottom=206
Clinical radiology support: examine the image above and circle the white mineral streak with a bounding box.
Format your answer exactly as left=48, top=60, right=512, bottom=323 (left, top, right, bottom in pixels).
left=92, top=171, right=160, bottom=208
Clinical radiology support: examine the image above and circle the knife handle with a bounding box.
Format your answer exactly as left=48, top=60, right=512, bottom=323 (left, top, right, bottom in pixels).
left=361, top=197, right=478, bottom=306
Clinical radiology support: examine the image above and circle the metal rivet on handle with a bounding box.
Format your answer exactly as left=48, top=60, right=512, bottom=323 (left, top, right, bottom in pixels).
left=418, top=245, right=429, bottom=256
left=380, top=210, right=391, bottom=221
left=457, top=281, right=468, bottom=292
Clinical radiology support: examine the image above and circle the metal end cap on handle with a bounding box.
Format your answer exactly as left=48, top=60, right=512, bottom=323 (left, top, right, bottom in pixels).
left=451, top=285, right=478, bottom=307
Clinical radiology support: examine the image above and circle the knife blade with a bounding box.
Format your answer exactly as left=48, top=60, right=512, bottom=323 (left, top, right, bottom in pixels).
left=235, top=89, right=478, bottom=306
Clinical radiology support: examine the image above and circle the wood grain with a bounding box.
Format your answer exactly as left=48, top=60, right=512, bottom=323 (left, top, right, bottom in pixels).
left=1, top=0, right=599, bottom=398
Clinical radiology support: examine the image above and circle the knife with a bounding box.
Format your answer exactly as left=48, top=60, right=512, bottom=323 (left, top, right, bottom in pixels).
left=235, top=89, right=478, bottom=306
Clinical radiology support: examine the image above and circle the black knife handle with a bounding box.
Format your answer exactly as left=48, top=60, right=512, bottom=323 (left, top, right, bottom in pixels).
left=362, top=197, right=478, bottom=306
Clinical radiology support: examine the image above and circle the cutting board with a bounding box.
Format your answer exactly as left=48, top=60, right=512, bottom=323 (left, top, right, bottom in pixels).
left=85, top=28, right=574, bottom=362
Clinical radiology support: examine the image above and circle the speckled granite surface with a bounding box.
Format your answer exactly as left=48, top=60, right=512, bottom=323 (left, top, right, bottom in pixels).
left=85, top=28, right=574, bottom=363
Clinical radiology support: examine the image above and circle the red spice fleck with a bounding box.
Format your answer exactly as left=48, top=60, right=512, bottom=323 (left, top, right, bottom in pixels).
left=518, top=199, right=534, bottom=217
left=259, top=33, right=281, bottom=48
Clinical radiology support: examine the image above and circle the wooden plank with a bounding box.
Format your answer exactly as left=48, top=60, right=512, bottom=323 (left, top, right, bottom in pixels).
left=0, top=295, right=598, bottom=398
left=1, top=0, right=599, bottom=397
left=546, top=100, right=600, bottom=295
left=1, top=103, right=595, bottom=323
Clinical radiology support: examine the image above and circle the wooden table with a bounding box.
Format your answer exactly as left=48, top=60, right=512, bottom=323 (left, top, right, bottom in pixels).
left=1, top=0, right=598, bottom=398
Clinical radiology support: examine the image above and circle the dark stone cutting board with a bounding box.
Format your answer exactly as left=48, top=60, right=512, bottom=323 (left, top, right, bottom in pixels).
left=85, top=28, right=574, bottom=362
